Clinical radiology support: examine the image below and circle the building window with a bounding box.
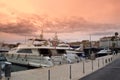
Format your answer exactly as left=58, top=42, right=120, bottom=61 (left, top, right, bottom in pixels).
left=38, top=49, right=51, bottom=56
left=17, top=49, right=32, bottom=53
left=57, top=49, right=66, bottom=54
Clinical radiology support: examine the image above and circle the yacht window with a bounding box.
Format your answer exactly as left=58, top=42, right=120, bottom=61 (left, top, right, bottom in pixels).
left=0, top=56, right=7, bottom=61
left=17, top=49, right=32, bottom=53
left=38, top=49, right=51, bottom=56
left=57, top=49, right=66, bottom=54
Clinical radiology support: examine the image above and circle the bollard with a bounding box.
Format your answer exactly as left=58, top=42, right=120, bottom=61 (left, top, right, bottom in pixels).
left=4, top=62, right=11, bottom=80
left=0, top=64, right=2, bottom=80
left=98, top=59, right=100, bottom=68
left=111, top=57, right=112, bottom=61
left=48, top=70, right=50, bottom=80
left=91, top=60, right=93, bottom=71
left=109, top=58, right=111, bottom=63
left=102, top=58, right=104, bottom=66
left=69, top=65, right=72, bottom=80
left=105, top=59, right=107, bottom=64
left=83, top=61, right=85, bottom=74
left=59, top=61, right=62, bottom=65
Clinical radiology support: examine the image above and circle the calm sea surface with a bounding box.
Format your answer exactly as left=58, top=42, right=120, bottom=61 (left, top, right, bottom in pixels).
left=11, top=64, right=36, bottom=72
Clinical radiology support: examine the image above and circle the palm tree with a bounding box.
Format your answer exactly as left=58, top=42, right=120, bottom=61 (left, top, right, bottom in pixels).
left=115, top=32, right=118, bottom=37
left=111, top=36, right=115, bottom=48
left=115, top=32, right=119, bottom=47
left=111, top=32, right=119, bottom=54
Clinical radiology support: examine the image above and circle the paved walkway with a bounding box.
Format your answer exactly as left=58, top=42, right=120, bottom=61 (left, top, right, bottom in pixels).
left=0, top=55, right=115, bottom=80
left=80, top=58, right=120, bottom=80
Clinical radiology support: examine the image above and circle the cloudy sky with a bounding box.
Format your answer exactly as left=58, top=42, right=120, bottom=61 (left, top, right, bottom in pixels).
left=0, top=0, right=120, bottom=43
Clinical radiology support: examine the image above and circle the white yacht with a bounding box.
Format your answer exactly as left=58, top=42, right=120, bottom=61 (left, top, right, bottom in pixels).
left=97, top=49, right=112, bottom=57
left=5, top=42, right=70, bottom=67
left=65, top=50, right=81, bottom=63
left=57, top=44, right=81, bottom=63
left=5, top=44, right=54, bottom=67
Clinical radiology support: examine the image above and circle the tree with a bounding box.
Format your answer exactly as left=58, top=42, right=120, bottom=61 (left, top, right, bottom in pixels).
left=115, top=32, right=118, bottom=37
left=115, top=32, right=119, bottom=47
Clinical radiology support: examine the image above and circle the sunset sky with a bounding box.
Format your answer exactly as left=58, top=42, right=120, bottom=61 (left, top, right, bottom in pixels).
left=0, top=0, right=120, bottom=43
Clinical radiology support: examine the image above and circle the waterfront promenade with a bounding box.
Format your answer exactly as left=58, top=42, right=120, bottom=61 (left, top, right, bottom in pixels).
left=80, top=58, right=120, bottom=80
left=1, top=54, right=119, bottom=80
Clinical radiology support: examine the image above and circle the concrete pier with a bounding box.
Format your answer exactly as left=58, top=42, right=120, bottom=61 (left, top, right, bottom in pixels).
left=1, top=54, right=119, bottom=80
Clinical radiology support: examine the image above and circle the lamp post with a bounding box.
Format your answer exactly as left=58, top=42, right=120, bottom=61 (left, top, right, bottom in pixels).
left=115, top=32, right=119, bottom=53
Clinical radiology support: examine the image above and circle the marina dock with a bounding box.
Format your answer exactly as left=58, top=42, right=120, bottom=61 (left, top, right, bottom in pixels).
left=1, top=54, right=119, bottom=80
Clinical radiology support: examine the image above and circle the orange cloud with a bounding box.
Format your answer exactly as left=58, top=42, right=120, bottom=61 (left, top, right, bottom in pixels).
left=1, top=0, right=120, bottom=23
left=0, top=14, right=120, bottom=37
left=0, top=0, right=120, bottom=42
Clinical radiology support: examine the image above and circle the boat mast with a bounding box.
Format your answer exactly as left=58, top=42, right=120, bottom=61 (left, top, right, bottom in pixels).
left=40, top=29, right=44, bottom=40
left=52, top=32, right=59, bottom=47
left=89, top=34, right=92, bottom=55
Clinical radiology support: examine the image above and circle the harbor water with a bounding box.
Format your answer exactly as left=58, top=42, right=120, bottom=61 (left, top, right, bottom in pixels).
left=11, top=64, right=36, bottom=72
left=0, top=53, right=36, bottom=72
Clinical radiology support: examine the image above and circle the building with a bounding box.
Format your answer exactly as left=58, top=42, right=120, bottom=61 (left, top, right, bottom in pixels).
left=69, top=40, right=99, bottom=49
left=99, top=36, right=120, bottom=48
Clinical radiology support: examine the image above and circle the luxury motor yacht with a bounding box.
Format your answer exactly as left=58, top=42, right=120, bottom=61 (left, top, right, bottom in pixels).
left=97, top=49, right=112, bottom=57
left=65, top=50, right=81, bottom=63
left=5, top=44, right=54, bottom=67
left=57, top=44, right=81, bottom=63
left=5, top=42, right=71, bottom=67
